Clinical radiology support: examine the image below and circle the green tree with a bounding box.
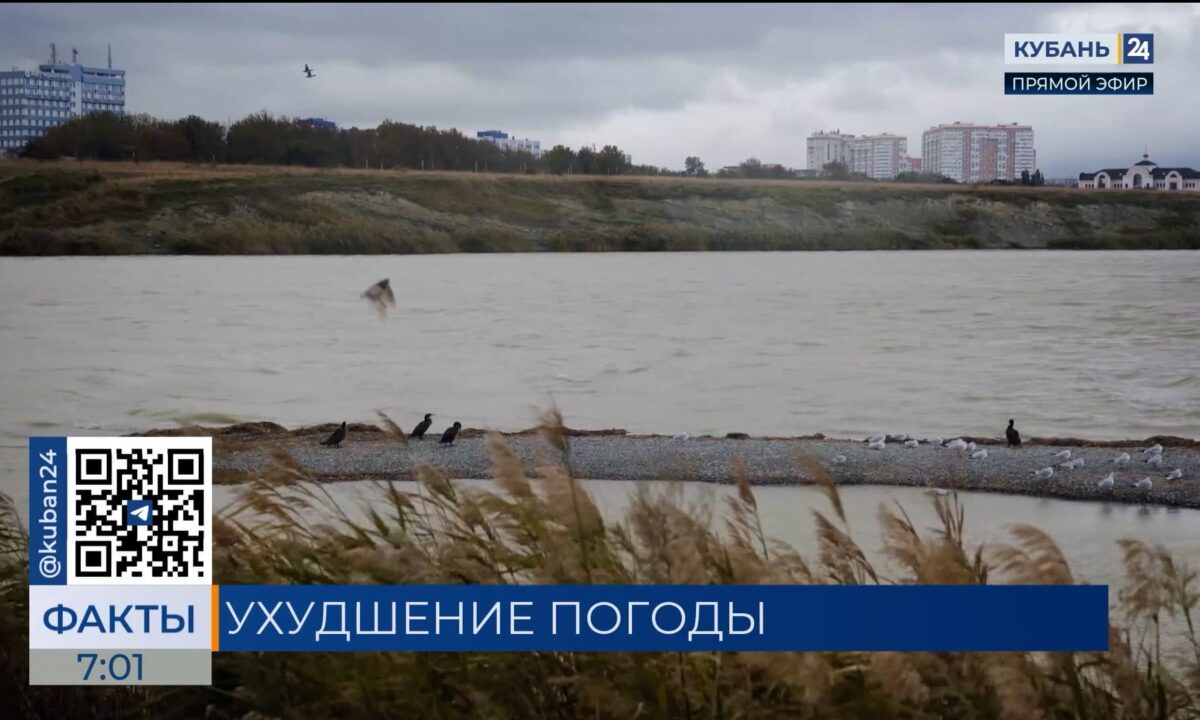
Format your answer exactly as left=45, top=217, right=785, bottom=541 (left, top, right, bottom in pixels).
left=596, top=145, right=629, bottom=175
left=821, top=161, right=850, bottom=180
left=739, top=157, right=764, bottom=178
left=684, top=156, right=708, bottom=177
left=576, top=145, right=597, bottom=175
left=541, top=145, right=576, bottom=175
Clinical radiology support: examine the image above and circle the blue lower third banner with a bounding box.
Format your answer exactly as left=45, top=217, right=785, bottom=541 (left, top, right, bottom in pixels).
left=1005, top=72, right=1152, bottom=95
left=216, top=584, right=1108, bottom=652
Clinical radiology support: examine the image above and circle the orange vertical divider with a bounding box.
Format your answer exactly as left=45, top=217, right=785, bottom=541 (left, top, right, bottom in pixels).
left=211, top=585, right=220, bottom=651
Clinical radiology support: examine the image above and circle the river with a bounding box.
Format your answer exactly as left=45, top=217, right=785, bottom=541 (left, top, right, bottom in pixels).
left=2, top=252, right=1198, bottom=570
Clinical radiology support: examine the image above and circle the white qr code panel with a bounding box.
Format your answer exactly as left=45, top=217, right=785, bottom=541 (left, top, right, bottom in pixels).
left=67, top=437, right=212, bottom=585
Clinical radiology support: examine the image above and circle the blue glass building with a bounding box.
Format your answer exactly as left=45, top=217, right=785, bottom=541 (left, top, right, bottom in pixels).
left=0, top=47, right=126, bottom=155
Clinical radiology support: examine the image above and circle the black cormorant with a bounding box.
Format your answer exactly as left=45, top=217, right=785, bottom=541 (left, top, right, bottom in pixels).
left=1006, top=419, right=1021, bottom=448
left=439, top=421, right=462, bottom=446
left=321, top=421, right=347, bottom=447
left=411, top=413, right=433, bottom=439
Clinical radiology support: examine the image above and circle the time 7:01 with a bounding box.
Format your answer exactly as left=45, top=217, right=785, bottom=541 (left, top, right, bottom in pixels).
left=76, top=652, right=144, bottom=682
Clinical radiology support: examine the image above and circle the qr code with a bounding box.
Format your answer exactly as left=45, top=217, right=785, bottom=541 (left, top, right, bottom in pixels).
left=67, top=437, right=212, bottom=585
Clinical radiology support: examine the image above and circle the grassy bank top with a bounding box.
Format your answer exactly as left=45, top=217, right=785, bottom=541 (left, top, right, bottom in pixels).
left=3, top=160, right=1200, bottom=254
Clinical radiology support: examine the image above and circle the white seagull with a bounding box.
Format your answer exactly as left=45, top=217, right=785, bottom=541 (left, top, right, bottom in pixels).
left=888, top=433, right=909, bottom=442
left=831, top=454, right=847, bottom=465
left=1135, top=477, right=1153, bottom=490
left=904, top=439, right=919, bottom=448
left=1146, top=455, right=1163, bottom=467
left=1113, top=453, right=1131, bottom=466
left=946, top=439, right=968, bottom=451
left=1097, top=472, right=1114, bottom=489
left=1033, top=467, right=1054, bottom=480
left=1052, top=449, right=1073, bottom=460
left=1165, top=469, right=1183, bottom=481
left=965, top=441, right=977, bottom=452
left=866, top=434, right=886, bottom=444
left=1140, top=443, right=1163, bottom=455
left=924, top=436, right=944, bottom=447
left=868, top=440, right=886, bottom=450
left=970, top=449, right=988, bottom=460
left=672, top=432, right=691, bottom=441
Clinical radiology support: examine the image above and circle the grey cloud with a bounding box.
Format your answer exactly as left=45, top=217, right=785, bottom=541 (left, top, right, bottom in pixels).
left=1, top=3, right=1197, bottom=175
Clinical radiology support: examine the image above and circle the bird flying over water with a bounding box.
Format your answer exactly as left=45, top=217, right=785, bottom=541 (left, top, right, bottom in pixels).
left=363, top=278, right=396, bottom=315
left=410, top=413, right=433, bottom=439
left=321, top=421, right=347, bottom=448
left=440, top=421, right=462, bottom=446
left=1006, top=419, right=1021, bottom=448
left=304, top=64, right=316, bottom=78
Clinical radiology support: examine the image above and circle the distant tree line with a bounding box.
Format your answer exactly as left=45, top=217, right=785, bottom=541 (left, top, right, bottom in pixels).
left=18, top=111, right=669, bottom=176
left=18, top=112, right=989, bottom=185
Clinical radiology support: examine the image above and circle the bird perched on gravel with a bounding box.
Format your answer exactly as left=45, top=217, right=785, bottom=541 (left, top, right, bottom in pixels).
left=1113, top=452, right=1131, bottom=466
left=1165, top=469, right=1183, bottom=481
left=1052, top=449, right=1072, bottom=460
left=946, top=439, right=968, bottom=451
left=1033, top=467, right=1054, bottom=480
left=1147, top=455, right=1164, bottom=468
left=868, top=439, right=886, bottom=450
left=1098, top=472, right=1115, bottom=489
left=321, top=421, right=347, bottom=448
left=410, top=413, right=433, bottom=439
left=1140, top=443, right=1163, bottom=455
left=924, top=436, right=944, bottom=447
left=865, top=434, right=885, bottom=444
left=1135, top=477, right=1153, bottom=490
left=904, top=439, right=919, bottom=448
left=362, top=278, right=396, bottom=316
left=1006, top=419, right=1021, bottom=448
left=831, top=454, right=847, bottom=465
left=970, top=449, right=988, bottom=460
left=439, top=421, right=462, bottom=446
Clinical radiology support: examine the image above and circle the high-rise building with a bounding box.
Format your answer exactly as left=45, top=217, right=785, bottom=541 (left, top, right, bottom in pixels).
left=476, top=130, right=543, bottom=159
left=921, top=122, right=1035, bottom=183
left=806, top=130, right=853, bottom=171
left=0, top=44, right=126, bottom=155
left=807, top=130, right=907, bottom=179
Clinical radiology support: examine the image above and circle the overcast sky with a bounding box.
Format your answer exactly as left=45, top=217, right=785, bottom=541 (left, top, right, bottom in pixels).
left=3, top=3, right=1198, bottom=175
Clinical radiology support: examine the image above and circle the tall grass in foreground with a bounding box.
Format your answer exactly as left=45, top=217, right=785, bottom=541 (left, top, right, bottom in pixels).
left=1, top=412, right=1198, bottom=719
